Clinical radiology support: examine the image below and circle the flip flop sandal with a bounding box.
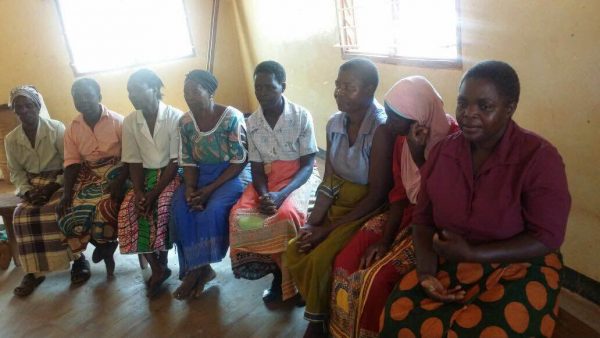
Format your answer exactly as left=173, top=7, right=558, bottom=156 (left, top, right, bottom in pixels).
left=14, top=274, right=45, bottom=297
left=71, top=256, right=91, bottom=284
left=147, top=268, right=172, bottom=298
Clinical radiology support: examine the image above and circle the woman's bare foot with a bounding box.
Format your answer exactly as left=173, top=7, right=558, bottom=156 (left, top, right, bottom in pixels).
left=147, top=267, right=172, bottom=298
left=173, top=268, right=202, bottom=300
left=192, top=265, right=217, bottom=298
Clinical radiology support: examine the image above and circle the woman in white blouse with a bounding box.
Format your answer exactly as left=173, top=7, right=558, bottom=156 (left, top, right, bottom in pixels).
left=118, top=69, right=183, bottom=297
left=5, top=86, right=72, bottom=296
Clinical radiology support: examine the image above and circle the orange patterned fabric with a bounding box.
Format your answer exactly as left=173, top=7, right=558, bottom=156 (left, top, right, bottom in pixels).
left=381, top=253, right=562, bottom=338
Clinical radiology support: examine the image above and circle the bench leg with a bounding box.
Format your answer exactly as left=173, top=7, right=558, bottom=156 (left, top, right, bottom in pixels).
left=1, top=213, right=20, bottom=268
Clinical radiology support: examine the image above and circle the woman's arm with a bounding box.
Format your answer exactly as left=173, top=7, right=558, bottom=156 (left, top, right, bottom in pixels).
left=359, top=199, right=409, bottom=268
left=305, top=137, right=334, bottom=226
left=5, top=142, right=33, bottom=199
left=148, top=160, right=178, bottom=196
left=57, top=163, right=81, bottom=217
left=472, top=233, right=551, bottom=262
left=261, top=153, right=316, bottom=214
left=192, top=161, right=247, bottom=209
left=129, top=162, right=146, bottom=195
left=107, top=163, right=129, bottom=202
left=128, top=162, right=146, bottom=212
left=414, top=223, right=439, bottom=278
left=433, top=229, right=553, bottom=264
left=250, top=161, right=269, bottom=197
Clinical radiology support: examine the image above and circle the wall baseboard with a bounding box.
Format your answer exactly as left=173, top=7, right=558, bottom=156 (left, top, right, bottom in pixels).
left=562, top=266, right=600, bottom=305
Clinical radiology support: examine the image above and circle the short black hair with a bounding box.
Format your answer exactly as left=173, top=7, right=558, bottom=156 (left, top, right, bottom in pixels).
left=461, top=60, right=520, bottom=104
left=71, top=78, right=101, bottom=97
left=185, top=70, right=219, bottom=95
left=254, top=60, right=286, bottom=84
left=128, top=69, right=164, bottom=99
left=339, top=58, right=379, bottom=91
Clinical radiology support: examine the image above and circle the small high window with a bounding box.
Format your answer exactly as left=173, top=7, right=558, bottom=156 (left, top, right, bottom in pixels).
left=56, top=0, right=195, bottom=74
left=336, top=0, right=461, bottom=68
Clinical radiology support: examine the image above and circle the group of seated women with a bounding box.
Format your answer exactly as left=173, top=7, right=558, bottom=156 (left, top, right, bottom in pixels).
left=4, top=58, right=570, bottom=338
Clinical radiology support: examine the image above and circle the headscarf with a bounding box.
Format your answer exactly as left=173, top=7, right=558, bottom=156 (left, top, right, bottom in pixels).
left=8, top=85, right=50, bottom=119
left=384, top=76, right=455, bottom=204
left=185, top=70, right=219, bottom=95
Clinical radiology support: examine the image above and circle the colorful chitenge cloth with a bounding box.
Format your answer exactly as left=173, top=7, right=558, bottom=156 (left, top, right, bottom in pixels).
left=13, top=170, right=71, bottom=273
left=380, top=252, right=563, bottom=338
left=171, top=162, right=250, bottom=279
left=58, top=157, right=123, bottom=254
left=118, top=168, right=180, bottom=254
left=229, top=160, right=320, bottom=301
left=329, top=210, right=415, bottom=338
left=286, top=174, right=387, bottom=323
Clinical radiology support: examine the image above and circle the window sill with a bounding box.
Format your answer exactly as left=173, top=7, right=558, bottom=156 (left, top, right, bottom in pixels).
left=341, top=51, right=463, bottom=70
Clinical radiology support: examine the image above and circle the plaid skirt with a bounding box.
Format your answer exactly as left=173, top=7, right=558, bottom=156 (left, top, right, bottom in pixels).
left=13, top=170, right=71, bottom=273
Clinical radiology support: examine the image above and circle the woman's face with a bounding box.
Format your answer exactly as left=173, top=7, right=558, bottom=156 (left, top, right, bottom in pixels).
left=127, top=81, right=156, bottom=112
left=334, top=69, right=373, bottom=114
left=456, top=77, right=515, bottom=146
left=184, top=80, right=212, bottom=112
left=72, top=85, right=101, bottom=118
left=254, top=72, right=284, bottom=111
left=385, top=104, right=415, bottom=136
left=12, top=96, right=40, bottom=127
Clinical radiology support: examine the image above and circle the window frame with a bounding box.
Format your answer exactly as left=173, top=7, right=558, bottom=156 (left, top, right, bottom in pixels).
left=53, top=0, right=209, bottom=76
left=335, top=0, right=463, bottom=69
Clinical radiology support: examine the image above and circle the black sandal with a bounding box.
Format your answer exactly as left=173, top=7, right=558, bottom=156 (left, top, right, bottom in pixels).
left=14, top=273, right=45, bottom=297
left=71, top=254, right=91, bottom=284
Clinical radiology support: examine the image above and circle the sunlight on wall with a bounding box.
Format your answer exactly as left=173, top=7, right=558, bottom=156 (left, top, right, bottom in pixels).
left=57, top=0, right=193, bottom=74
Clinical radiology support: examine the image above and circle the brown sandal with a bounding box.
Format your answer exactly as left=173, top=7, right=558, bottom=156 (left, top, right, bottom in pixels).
left=14, top=273, right=45, bottom=297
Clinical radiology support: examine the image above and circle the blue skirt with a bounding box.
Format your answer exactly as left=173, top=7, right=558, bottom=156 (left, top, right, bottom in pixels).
left=171, top=162, right=250, bottom=278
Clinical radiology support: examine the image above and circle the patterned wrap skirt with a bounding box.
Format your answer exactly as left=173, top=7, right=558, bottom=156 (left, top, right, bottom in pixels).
left=380, top=252, right=563, bottom=338
left=58, top=157, right=123, bottom=253
left=229, top=160, right=320, bottom=301
left=171, top=162, right=251, bottom=279
left=286, top=174, right=387, bottom=323
left=329, top=206, right=415, bottom=338
left=13, top=170, right=71, bottom=273
left=118, top=168, right=180, bottom=254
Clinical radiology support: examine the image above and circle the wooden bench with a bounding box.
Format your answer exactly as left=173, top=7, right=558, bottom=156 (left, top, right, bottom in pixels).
left=0, top=192, right=22, bottom=268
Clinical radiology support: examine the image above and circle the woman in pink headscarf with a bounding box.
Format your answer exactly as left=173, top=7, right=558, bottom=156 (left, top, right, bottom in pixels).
left=329, top=76, right=458, bottom=338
